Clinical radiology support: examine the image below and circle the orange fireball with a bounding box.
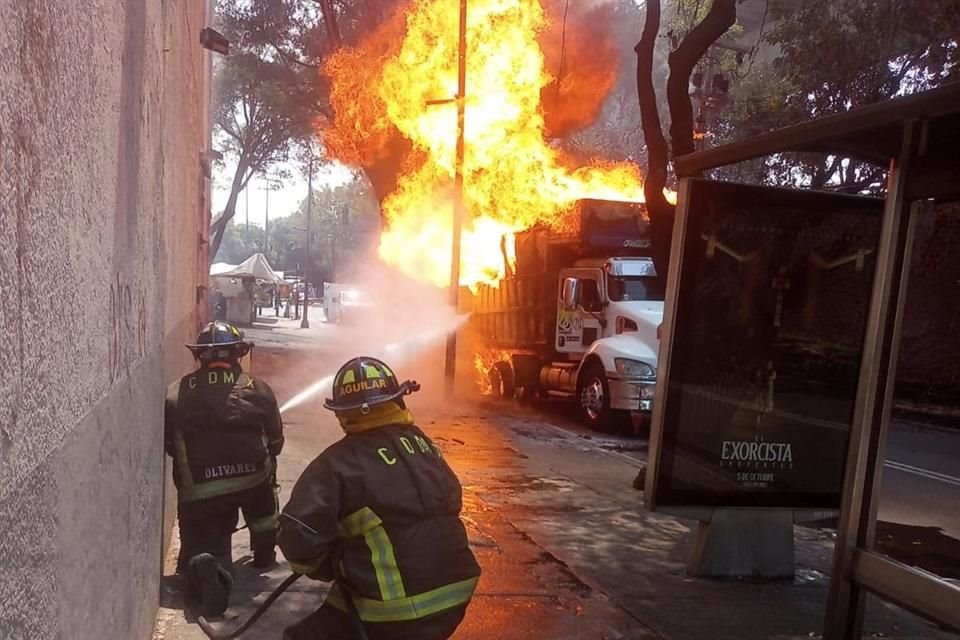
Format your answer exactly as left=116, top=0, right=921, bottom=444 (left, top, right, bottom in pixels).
left=326, top=0, right=651, bottom=289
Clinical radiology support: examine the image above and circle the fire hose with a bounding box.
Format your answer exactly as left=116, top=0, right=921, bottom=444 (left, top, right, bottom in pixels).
left=197, top=573, right=371, bottom=640
left=197, top=572, right=302, bottom=639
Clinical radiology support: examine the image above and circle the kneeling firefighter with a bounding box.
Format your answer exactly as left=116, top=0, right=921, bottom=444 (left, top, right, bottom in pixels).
left=165, top=321, right=285, bottom=616
left=278, top=357, right=481, bottom=640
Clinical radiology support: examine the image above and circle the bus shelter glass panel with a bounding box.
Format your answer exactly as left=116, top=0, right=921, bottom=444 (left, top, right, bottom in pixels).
left=656, top=180, right=884, bottom=509
left=875, top=199, right=960, bottom=584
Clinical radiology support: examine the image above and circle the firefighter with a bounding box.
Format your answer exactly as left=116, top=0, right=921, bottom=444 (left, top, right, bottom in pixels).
left=164, top=321, right=284, bottom=615
left=278, top=356, right=480, bottom=640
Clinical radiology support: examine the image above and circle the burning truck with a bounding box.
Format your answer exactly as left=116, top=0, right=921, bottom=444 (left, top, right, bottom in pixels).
left=467, top=200, right=663, bottom=433
left=317, top=0, right=674, bottom=433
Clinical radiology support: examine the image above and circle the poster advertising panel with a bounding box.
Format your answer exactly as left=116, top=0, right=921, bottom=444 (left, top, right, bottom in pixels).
left=649, top=179, right=883, bottom=510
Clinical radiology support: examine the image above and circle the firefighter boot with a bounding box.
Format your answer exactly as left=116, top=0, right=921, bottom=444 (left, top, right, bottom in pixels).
left=251, top=528, right=278, bottom=568
left=251, top=548, right=277, bottom=569
left=185, top=553, right=233, bottom=618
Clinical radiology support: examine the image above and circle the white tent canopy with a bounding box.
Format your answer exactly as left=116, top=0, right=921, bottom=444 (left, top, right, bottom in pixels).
left=209, top=253, right=284, bottom=284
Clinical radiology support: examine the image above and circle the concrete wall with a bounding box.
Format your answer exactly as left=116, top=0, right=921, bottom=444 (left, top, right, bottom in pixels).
left=0, top=1, right=209, bottom=638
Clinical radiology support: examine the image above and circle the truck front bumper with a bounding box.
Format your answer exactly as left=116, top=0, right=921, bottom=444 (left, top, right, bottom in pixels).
left=607, top=375, right=656, bottom=412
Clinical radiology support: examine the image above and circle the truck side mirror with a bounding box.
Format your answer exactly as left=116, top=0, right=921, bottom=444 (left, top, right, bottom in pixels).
left=561, top=277, right=580, bottom=311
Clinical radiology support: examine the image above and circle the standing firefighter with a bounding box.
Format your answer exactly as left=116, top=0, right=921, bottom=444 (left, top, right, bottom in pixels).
left=165, top=321, right=284, bottom=616
left=279, top=357, right=480, bottom=640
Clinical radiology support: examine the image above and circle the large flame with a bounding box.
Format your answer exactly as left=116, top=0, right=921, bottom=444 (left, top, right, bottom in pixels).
left=325, top=0, right=649, bottom=289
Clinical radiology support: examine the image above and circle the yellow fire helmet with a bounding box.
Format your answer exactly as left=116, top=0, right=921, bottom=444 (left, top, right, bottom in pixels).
left=324, top=357, right=420, bottom=414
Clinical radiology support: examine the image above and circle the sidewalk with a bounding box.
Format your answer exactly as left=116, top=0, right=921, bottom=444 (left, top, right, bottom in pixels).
left=153, top=340, right=954, bottom=639
left=153, top=345, right=648, bottom=640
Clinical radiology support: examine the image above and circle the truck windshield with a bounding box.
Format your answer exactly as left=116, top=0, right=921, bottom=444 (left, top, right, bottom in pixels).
left=607, top=275, right=665, bottom=302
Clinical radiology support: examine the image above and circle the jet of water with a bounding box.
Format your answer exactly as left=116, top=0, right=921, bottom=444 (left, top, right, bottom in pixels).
left=279, top=316, right=469, bottom=415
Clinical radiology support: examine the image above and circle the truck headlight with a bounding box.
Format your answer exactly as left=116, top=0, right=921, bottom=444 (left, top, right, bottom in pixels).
left=614, top=358, right=655, bottom=377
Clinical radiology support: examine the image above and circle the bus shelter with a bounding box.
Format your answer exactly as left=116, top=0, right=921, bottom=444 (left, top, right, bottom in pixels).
left=665, top=82, right=960, bottom=637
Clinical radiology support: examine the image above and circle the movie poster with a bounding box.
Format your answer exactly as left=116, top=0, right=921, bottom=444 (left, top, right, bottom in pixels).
left=655, top=180, right=883, bottom=509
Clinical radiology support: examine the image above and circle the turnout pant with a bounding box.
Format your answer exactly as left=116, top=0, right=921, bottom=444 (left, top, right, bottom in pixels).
left=176, top=481, right=279, bottom=572
left=283, top=600, right=468, bottom=640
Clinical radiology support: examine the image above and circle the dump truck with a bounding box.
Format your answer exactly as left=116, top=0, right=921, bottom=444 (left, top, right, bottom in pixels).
left=469, top=199, right=664, bottom=433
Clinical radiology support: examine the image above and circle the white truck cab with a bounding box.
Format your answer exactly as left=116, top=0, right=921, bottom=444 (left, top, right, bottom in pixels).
left=555, top=256, right=664, bottom=430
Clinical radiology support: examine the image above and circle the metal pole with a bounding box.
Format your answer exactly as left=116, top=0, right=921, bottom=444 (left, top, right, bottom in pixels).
left=824, top=122, right=917, bottom=640
left=264, top=185, right=270, bottom=262
left=301, top=158, right=313, bottom=329
left=444, top=0, right=467, bottom=393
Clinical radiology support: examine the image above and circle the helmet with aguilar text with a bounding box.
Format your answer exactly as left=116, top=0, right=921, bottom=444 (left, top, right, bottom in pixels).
left=324, top=356, right=420, bottom=413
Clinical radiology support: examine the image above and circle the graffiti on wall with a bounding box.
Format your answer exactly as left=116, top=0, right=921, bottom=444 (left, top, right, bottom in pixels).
left=108, top=272, right=147, bottom=383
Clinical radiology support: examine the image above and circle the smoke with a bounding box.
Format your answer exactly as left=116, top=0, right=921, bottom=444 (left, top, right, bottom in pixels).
left=277, top=257, right=471, bottom=416
left=540, top=0, right=620, bottom=138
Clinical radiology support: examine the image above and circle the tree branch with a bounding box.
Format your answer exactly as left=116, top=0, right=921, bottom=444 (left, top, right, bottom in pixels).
left=635, top=0, right=668, bottom=206
left=210, top=154, right=252, bottom=262
left=269, top=41, right=321, bottom=69
left=318, top=0, right=342, bottom=50
left=666, top=0, right=737, bottom=160
left=635, top=0, right=674, bottom=277
left=811, top=154, right=841, bottom=189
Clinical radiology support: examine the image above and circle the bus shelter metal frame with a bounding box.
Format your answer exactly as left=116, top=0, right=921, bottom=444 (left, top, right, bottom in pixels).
left=671, top=82, right=960, bottom=638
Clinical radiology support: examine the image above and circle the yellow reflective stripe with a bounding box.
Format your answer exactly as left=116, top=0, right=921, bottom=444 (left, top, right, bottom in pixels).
left=339, top=507, right=382, bottom=537
left=341, top=369, right=356, bottom=384
left=173, top=433, right=195, bottom=493
left=365, top=526, right=406, bottom=599
left=338, top=507, right=406, bottom=600
left=363, top=364, right=383, bottom=378
left=327, top=577, right=478, bottom=623
left=173, top=433, right=272, bottom=502
left=183, top=467, right=271, bottom=501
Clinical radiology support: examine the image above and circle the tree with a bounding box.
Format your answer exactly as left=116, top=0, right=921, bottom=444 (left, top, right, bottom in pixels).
left=207, top=1, right=328, bottom=262
left=217, top=0, right=406, bottom=206
left=733, top=0, right=960, bottom=192
left=635, top=0, right=739, bottom=275
left=214, top=218, right=263, bottom=264
left=233, top=173, right=381, bottom=283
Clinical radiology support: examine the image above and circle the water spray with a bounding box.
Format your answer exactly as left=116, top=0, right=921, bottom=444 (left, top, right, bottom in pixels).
left=279, top=315, right=469, bottom=415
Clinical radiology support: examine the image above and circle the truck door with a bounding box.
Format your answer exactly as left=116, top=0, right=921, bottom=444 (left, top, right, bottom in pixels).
left=556, top=268, right=604, bottom=355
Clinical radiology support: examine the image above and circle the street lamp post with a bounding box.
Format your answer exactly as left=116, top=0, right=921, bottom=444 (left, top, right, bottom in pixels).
left=262, top=179, right=281, bottom=262
left=301, top=157, right=313, bottom=329
left=444, top=0, right=468, bottom=392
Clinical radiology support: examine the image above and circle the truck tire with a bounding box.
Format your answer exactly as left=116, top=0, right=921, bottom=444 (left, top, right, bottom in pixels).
left=488, top=361, right=515, bottom=399
left=577, top=361, right=629, bottom=433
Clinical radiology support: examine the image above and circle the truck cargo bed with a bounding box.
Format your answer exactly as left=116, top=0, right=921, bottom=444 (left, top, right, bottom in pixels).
left=472, top=274, right=556, bottom=355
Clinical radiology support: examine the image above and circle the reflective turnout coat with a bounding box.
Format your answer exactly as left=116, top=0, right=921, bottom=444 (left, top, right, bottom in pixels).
left=164, top=365, right=284, bottom=503
left=278, top=423, right=481, bottom=624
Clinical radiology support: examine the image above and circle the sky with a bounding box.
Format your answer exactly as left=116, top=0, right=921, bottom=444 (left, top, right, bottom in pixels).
left=212, top=160, right=355, bottom=228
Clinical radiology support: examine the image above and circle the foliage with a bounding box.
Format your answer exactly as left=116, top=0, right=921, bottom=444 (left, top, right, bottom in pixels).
left=634, top=0, right=738, bottom=274
left=711, top=0, right=960, bottom=190
left=209, top=0, right=400, bottom=263
left=214, top=173, right=381, bottom=285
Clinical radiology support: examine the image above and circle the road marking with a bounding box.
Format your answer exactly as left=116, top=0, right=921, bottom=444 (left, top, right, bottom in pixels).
left=884, top=460, right=960, bottom=487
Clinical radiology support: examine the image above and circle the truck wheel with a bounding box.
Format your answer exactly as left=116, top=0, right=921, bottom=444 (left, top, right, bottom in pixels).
left=577, top=362, right=628, bottom=433
left=488, top=361, right=515, bottom=399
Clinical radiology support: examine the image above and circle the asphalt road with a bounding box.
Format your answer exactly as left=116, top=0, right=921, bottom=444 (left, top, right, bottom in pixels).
left=882, top=419, right=960, bottom=538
